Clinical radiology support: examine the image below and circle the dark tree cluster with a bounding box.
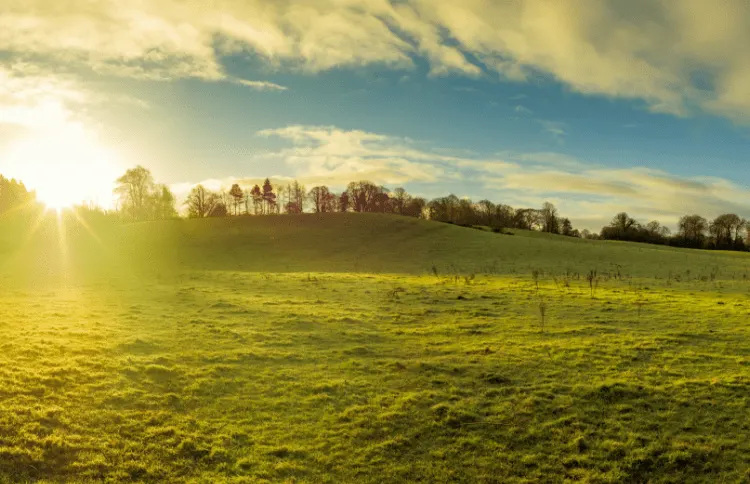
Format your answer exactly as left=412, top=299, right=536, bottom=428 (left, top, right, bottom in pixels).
left=597, top=212, right=749, bottom=252
left=183, top=177, right=581, bottom=237
left=426, top=196, right=577, bottom=235
left=0, top=175, right=35, bottom=215
left=115, top=166, right=177, bottom=221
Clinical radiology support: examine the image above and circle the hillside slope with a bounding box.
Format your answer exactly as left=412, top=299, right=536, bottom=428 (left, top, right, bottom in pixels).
left=73, top=213, right=750, bottom=277
left=3, top=212, right=749, bottom=281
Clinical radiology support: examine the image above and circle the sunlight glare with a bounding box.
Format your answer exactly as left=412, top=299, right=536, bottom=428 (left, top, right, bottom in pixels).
left=2, top=124, right=122, bottom=210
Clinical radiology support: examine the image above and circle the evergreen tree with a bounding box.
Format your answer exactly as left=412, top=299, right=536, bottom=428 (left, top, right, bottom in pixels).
left=262, top=178, right=276, bottom=214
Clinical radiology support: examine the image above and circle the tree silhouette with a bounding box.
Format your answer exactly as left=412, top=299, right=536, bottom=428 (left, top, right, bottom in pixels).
left=678, top=214, right=708, bottom=247
left=477, top=199, right=495, bottom=226
left=709, top=213, right=745, bottom=249
left=561, top=217, right=574, bottom=236
left=229, top=184, right=244, bottom=216
left=404, top=196, right=426, bottom=218
left=323, top=190, right=337, bottom=212
left=185, top=184, right=221, bottom=218
left=112, top=166, right=176, bottom=221
left=115, top=166, right=155, bottom=221
left=288, top=181, right=305, bottom=214
left=338, top=192, right=350, bottom=212
left=262, top=179, right=276, bottom=214
left=250, top=185, right=262, bottom=214
left=309, top=186, right=331, bottom=213
left=208, top=200, right=228, bottom=217
left=392, top=188, right=409, bottom=215
left=152, top=184, right=177, bottom=220
left=347, top=181, right=381, bottom=212
left=0, top=175, right=35, bottom=214
left=541, top=202, right=560, bottom=233
left=513, top=208, right=541, bottom=230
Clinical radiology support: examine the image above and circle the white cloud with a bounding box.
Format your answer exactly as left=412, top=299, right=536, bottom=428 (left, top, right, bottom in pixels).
left=175, top=125, right=750, bottom=230
left=540, top=120, right=567, bottom=143
left=257, top=125, right=453, bottom=185
left=234, top=79, right=288, bottom=91
left=0, top=64, right=87, bottom=130
left=4, top=1, right=750, bottom=121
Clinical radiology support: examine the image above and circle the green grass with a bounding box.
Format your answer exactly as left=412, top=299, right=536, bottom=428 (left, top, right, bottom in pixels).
left=2, top=212, right=750, bottom=482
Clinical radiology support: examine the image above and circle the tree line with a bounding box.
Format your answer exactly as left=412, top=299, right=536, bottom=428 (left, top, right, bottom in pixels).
left=110, top=167, right=582, bottom=235
left=0, top=175, right=34, bottom=215
left=594, top=212, right=750, bottom=251
left=4, top=165, right=749, bottom=254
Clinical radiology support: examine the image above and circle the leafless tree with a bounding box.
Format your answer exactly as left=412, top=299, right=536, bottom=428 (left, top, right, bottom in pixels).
left=309, top=186, right=331, bottom=213
left=115, top=165, right=155, bottom=221
left=185, top=184, right=221, bottom=218
left=678, top=214, right=708, bottom=246
left=392, top=187, right=410, bottom=215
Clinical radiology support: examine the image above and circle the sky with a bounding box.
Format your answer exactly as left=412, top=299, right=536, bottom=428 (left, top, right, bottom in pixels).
left=2, top=0, right=750, bottom=229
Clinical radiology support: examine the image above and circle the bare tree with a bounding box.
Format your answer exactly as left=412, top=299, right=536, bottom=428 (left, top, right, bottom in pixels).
left=284, top=181, right=305, bottom=214
left=338, top=191, right=350, bottom=212
left=540, top=202, right=560, bottom=233
left=151, top=184, right=177, bottom=220
left=323, top=191, right=337, bottom=212
left=678, top=214, right=708, bottom=246
left=514, top=208, right=542, bottom=230
left=185, top=185, right=221, bottom=218
left=494, top=204, right=514, bottom=228
left=404, top=197, right=427, bottom=218
left=347, top=181, right=382, bottom=212
left=115, top=166, right=155, bottom=221
left=477, top=199, right=495, bottom=226
left=710, top=213, right=745, bottom=248
left=309, top=186, right=329, bottom=213
left=392, top=188, right=410, bottom=215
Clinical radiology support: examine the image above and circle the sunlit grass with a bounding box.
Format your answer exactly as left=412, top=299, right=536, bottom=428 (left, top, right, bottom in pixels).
left=1, top=213, right=750, bottom=481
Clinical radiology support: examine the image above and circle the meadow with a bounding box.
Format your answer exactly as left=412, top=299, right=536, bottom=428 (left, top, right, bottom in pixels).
left=2, top=212, right=750, bottom=482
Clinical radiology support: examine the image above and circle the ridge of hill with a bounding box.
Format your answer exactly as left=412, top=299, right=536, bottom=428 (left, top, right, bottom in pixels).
left=113, top=212, right=750, bottom=277
left=1, top=212, right=740, bottom=281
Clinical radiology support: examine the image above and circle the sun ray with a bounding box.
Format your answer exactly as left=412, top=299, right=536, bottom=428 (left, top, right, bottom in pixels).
left=55, top=207, right=70, bottom=280
left=0, top=203, right=47, bottom=274
left=68, top=207, right=105, bottom=247
left=2, top=124, right=121, bottom=212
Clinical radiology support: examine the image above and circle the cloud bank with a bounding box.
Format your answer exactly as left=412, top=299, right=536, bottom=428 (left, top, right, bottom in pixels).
left=4, top=0, right=750, bottom=120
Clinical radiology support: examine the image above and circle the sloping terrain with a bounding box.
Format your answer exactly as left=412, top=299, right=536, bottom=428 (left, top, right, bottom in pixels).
left=5, top=212, right=745, bottom=281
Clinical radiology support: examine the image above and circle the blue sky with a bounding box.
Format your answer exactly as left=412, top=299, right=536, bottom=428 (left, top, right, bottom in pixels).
left=2, top=1, right=750, bottom=229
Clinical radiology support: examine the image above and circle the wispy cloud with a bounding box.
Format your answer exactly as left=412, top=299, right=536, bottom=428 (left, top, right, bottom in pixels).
left=540, top=120, right=567, bottom=143
left=0, top=65, right=87, bottom=130
left=514, top=105, right=533, bottom=115
left=256, top=125, right=453, bottom=185
left=176, top=124, right=750, bottom=230
left=233, top=79, right=288, bottom=91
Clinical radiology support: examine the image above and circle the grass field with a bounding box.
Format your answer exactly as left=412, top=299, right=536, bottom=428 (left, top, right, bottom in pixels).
left=2, top=212, right=750, bottom=482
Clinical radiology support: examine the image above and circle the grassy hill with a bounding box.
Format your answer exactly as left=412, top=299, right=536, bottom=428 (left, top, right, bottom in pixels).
left=2, top=212, right=750, bottom=482
left=113, top=213, right=750, bottom=278
left=5, top=212, right=748, bottom=281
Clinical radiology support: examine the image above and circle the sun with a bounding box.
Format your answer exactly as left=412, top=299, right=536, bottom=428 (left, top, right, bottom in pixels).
left=2, top=125, right=122, bottom=211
